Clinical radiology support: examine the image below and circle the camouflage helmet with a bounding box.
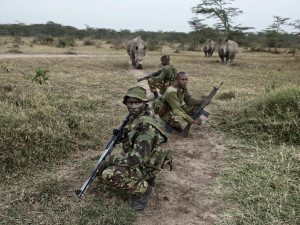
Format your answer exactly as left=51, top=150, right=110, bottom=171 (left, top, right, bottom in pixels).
left=123, top=86, right=149, bottom=104
left=161, top=55, right=170, bottom=61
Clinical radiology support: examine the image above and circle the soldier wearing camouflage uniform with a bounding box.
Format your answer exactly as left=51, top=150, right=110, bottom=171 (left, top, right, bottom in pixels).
left=96, top=86, right=171, bottom=211
left=147, top=55, right=177, bottom=100
left=154, top=72, right=210, bottom=133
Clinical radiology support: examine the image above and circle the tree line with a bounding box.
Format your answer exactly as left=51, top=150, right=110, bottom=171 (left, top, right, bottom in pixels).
left=0, top=19, right=299, bottom=54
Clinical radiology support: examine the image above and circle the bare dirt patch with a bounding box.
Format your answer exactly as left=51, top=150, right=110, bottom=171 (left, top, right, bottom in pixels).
left=130, top=66, right=226, bottom=225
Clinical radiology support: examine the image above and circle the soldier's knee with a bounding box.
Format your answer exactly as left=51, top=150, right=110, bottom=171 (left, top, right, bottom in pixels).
left=101, top=167, right=117, bottom=182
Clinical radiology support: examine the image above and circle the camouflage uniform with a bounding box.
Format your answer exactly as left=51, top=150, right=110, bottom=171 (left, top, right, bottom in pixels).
left=154, top=85, right=205, bottom=127
left=148, top=55, right=177, bottom=95
left=100, top=87, right=170, bottom=197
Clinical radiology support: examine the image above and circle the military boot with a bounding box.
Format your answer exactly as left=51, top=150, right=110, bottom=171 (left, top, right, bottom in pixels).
left=164, top=123, right=173, bottom=134
left=146, top=176, right=156, bottom=187
left=173, top=125, right=183, bottom=133
left=131, top=185, right=154, bottom=211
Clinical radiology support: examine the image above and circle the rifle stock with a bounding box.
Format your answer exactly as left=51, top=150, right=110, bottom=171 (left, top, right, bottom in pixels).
left=181, top=123, right=191, bottom=138
left=181, top=82, right=223, bottom=138
left=75, top=115, right=130, bottom=199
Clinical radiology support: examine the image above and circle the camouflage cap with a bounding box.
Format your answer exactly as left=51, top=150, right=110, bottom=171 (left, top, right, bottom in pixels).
left=161, top=55, right=170, bottom=61
left=123, top=86, right=149, bottom=104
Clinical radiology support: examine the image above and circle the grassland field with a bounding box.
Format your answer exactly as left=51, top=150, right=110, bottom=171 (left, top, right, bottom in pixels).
left=0, top=36, right=299, bottom=224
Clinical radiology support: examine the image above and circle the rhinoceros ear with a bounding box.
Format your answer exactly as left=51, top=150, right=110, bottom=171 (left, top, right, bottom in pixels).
left=136, top=46, right=138, bottom=50
left=143, top=46, right=146, bottom=51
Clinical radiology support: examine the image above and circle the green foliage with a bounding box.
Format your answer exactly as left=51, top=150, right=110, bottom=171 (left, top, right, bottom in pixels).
left=22, top=67, right=49, bottom=85
left=191, top=0, right=248, bottom=38
left=1, top=64, right=10, bottom=73
left=32, top=67, right=49, bottom=85
left=217, top=86, right=300, bottom=144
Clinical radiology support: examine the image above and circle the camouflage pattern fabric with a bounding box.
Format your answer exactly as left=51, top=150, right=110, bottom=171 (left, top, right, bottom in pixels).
left=148, top=78, right=173, bottom=94
left=101, top=106, right=170, bottom=196
left=102, top=165, right=148, bottom=196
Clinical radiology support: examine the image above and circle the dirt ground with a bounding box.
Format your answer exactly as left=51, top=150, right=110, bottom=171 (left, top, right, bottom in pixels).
left=131, top=68, right=226, bottom=225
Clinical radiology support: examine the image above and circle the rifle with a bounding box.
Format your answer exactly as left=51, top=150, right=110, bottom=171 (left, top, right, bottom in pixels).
left=136, top=70, right=162, bottom=82
left=181, top=82, right=223, bottom=138
left=75, top=115, right=130, bottom=199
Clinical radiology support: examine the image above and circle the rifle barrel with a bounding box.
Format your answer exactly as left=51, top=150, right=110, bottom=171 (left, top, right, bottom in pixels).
left=75, top=115, right=130, bottom=199
left=181, top=82, right=223, bottom=138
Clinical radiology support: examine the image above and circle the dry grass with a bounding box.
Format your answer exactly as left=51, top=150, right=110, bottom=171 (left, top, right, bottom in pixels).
left=1, top=37, right=300, bottom=224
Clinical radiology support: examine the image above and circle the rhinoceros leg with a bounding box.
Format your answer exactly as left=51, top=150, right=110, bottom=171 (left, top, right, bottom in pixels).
left=219, top=56, right=225, bottom=64
left=225, top=53, right=231, bottom=64
left=230, top=54, right=235, bottom=63
left=130, top=55, right=136, bottom=67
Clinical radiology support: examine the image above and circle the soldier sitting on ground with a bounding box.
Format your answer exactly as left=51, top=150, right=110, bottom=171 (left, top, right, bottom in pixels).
left=147, top=55, right=177, bottom=100
left=96, top=86, right=172, bottom=211
left=153, top=71, right=211, bottom=133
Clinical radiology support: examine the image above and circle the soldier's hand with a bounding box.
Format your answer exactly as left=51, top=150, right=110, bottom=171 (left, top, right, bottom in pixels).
left=192, top=118, right=202, bottom=125
left=96, top=161, right=106, bottom=178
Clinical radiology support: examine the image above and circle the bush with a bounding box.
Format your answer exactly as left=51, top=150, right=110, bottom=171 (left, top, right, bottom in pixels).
left=56, top=37, right=75, bottom=48
left=83, top=39, right=95, bottom=46
left=217, top=86, right=300, bottom=144
left=110, top=39, right=125, bottom=50
left=33, top=36, right=54, bottom=45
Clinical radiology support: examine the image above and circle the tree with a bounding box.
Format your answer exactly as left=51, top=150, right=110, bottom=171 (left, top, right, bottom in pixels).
left=191, top=0, right=251, bottom=39
left=288, top=20, right=300, bottom=56
left=188, top=17, right=221, bottom=49
left=188, top=17, right=207, bottom=32
left=266, top=16, right=290, bottom=53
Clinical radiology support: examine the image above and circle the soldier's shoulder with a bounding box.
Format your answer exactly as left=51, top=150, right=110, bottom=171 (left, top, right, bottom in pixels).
left=162, top=64, right=172, bottom=71
left=165, top=86, right=178, bottom=95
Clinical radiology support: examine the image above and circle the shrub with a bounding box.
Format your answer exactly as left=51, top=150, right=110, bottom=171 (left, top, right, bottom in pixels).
left=110, top=39, right=125, bottom=50
left=83, top=39, right=95, bottom=46
left=216, top=86, right=300, bottom=144
left=22, top=67, right=49, bottom=85
left=33, top=36, right=54, bottom=45
left=56, top=37, right=75, bottom=48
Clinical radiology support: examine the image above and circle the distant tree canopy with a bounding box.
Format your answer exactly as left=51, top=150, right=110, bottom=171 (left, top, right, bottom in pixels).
left=191, top=0, right=253, bottom=39
left=0, top=21, right=190, bottom=43
left=0, top=21, right=299, bottom=52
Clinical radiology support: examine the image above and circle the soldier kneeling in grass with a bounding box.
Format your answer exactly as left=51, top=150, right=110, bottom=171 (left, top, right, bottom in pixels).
left=96, top=86, right=172, bottom=210
left=147, top=55, right=177, bottom=100
left=153, top=71, right=211, bottom=133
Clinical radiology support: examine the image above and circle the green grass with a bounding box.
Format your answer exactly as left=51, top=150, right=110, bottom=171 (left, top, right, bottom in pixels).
left=215, top=86, right=300, bottom=145
left=213, top=144, right=300, bottom=225
left=212, top=86, right=300, bottom=224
